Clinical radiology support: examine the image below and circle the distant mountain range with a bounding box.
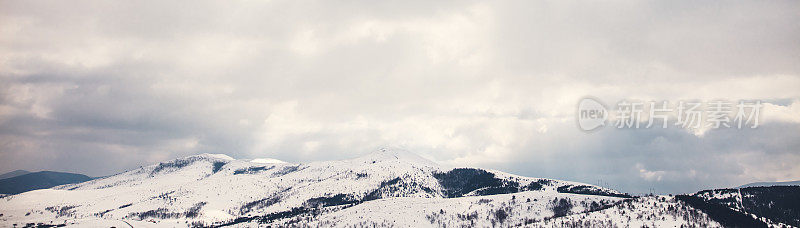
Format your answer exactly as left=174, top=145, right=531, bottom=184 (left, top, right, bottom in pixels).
left=0, top=170, right=31, bottom=180
left=0, top=171, right=92, bottom=195
left=0, top=149, right=797, bottom=227
left=737, top=180, right=800, bottom=189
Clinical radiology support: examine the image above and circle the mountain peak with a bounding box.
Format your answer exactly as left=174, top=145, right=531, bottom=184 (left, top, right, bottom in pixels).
left=356, top=147, right=439, bottom=166
left=194, top=153, right=235, bottom=160
left=250, top=158, right=288, bottom=164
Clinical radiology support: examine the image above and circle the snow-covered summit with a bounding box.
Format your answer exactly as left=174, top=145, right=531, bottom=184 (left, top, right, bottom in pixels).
left=195, top=153, right=235, bottom=160
left=353, top=147, right=439, bottom=167
left=249, top=158, right=288, bottom=164
left=0, top=149, right=633, bottom=227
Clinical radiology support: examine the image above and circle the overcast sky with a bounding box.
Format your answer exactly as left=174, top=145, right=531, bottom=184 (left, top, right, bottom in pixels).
left=1, top=0, right=799, bottom=194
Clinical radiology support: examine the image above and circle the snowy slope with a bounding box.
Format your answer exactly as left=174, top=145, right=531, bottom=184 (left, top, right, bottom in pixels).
left=686, top=186, right=800, bottom=227
left=249, top=158, right=287, bottom=164
left=292, top=195, right=723, bottom=228
left=304, top=191, right=623, bottom=227
left=546, top=196, right=722, bottom=228
left=0, top=148, right=717, bottom=227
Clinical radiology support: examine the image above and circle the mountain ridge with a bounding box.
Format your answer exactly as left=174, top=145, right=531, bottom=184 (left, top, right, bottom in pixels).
left=0, top=170, right=31, bottom=180
left=0, top=149, right=739, bottom=227
left=736, top=180, right=800, bottom=189
left=0, top=149, right=625, bottom=226
left=0, top=171, right=92, bottom=195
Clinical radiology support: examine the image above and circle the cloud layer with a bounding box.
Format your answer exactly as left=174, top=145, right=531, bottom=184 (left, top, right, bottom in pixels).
left=1, top=0, right=799, bottom=194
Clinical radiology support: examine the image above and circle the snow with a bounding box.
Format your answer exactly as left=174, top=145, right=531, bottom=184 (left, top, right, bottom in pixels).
left=691, top=189, right=794, bottom=227
left=198, top=153, right=235, bottom=160
left=353, top=147, right=440, bottom=168
left=546, top=196, right=722, bottom=227
left=249, top=158, right=287, bottom=164
left=0, top=148, right=727, bottom=227
left=304, top=191, right=624, bottom=227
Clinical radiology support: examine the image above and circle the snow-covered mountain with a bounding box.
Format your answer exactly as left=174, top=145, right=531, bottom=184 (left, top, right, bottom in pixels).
left=0, top=149, right=729, bottom=227
left=680, top=186, right=800, bottom=227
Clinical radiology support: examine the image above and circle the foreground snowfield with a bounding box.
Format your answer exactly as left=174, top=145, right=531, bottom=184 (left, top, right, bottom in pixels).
left=546, top=196, right=721, bottom=228
left=308, top=191, right=622, bottom=227
left=0, top=149, right=722, bottom=227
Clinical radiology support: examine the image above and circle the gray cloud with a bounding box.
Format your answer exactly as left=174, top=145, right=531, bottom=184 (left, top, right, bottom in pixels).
left=1, top=0, right=799, bottom=194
